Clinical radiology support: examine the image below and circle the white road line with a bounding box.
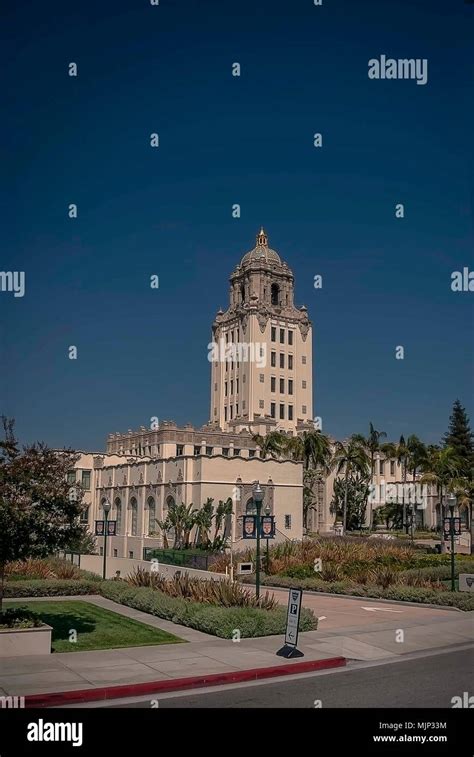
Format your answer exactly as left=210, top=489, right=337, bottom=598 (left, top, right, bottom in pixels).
left=361, top=607, right=403, bottom=613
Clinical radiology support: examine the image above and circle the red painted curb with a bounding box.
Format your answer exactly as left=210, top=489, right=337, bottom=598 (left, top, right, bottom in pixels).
left=25, top=656, right=346, bottom=707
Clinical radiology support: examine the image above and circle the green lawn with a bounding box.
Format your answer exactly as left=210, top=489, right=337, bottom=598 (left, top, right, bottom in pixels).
left=5, top=600, right=184, bottom=653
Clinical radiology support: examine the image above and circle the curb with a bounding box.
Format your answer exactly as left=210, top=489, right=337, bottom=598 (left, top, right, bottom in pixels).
left=24, top=656, right=346, bottom=708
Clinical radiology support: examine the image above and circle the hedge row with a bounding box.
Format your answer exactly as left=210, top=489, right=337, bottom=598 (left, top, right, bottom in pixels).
left=3, top=579, right=99, bottom=597
left=99, top=581, right=317, bottom=638
left=257, top=576, right=474, bottom=611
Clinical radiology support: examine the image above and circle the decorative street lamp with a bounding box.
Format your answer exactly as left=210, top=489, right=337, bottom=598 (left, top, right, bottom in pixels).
left=252, top=482, right=264, bottom=601
left=102, top=500, right=111, bottom=580
left=264, top=502, right=271, bottom=574
left=447, top=493, right=457, bottom=592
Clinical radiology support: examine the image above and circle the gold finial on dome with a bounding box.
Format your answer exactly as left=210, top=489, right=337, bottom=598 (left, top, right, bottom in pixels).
left=256, top=227, right=268, bottom=247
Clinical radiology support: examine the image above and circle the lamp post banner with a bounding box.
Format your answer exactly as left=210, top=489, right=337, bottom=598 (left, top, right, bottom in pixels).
left=243, top=515, right=257, bottom=539
left=95, top=521, right=104, bottom=536
left=260, top=515, right=275, bottom=538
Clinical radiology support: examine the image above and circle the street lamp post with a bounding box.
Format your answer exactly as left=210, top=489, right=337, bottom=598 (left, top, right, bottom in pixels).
left=253, top=482, right=264, bottom=602
left=448, top=493, right=456, bottom=592
left=102, top=500, right=111, bottom=580
left=264, top=502, right=271, bottom=573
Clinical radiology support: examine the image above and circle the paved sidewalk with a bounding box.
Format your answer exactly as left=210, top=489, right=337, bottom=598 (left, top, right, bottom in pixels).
left=1, top=595, right=472, bottom=699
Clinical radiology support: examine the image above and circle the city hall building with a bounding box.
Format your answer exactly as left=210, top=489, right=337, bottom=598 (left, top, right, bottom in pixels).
left=74, top=230, right=316, bottom=559
left=72, top=229, right=460, bottom=561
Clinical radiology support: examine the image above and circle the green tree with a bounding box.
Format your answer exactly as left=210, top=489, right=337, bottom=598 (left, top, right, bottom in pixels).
left=252, top=431, right=287, bottom=459
left=443, top=400, right=474, bottom=477
left=332, top=436, right=370, bottom=534
left=331, top=475, right=370, bottom=531
left=0, top=417, right=86, bottom=611
left=420, top=445, right=462, bottom=551
left=352, top=423, right=387, bottom=529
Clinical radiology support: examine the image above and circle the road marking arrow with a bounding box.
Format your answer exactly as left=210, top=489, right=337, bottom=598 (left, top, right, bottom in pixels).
left=318, top=616, right=327, bottom=621
left=362, top=606, right=403, bottom=613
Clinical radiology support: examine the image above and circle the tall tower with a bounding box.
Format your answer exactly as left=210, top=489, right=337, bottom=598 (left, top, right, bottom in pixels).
left=209, top=229, right=313, bottom=435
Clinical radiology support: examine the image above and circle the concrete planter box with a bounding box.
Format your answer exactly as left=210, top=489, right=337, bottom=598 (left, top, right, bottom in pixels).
left=0, top=624, right=52, bottom=657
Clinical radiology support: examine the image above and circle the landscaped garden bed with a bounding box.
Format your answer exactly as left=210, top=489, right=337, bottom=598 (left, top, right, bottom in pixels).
left=3, top=559, right=318, bottom=639
left=219, top=537, right=474, bottom=611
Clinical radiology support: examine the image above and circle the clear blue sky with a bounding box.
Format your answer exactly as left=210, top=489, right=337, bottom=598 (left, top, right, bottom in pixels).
left=2, top=0, right=473, bottom=450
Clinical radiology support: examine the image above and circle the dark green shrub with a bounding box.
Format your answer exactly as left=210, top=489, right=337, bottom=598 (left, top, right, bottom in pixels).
left=0, top=607, right=43, bottom=629
left=4, top=579, right=99, bottom=597
left=99, top=582, right=317, bottom=638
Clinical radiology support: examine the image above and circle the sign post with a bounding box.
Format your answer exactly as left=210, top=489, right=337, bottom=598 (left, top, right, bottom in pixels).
left=276, top=588, right=304, bottom=659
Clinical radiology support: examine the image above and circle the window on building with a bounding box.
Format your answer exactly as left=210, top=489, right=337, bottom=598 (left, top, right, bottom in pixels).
left=280, top=353, right=285, bottom=369
left=230, top=380, right=234, bottom=395
left=271, top=352, right=276, bottom=367
left=130, top=498, right=138, bottom=536
left=234, top=448, right=241, bottom=456
left=284, top=514, right=292, bottom=529
left=288, top=379, right=293, bottom=395
left=280, top=378, right=285, bottom=393
left=288, top=331, right=293, bottom=345
left=288, top=355, right=293, bottom=370
left=194, top=445, right=200, bottom=456
left=231, top=330, right=234, bottom=342
left=129, top=551, right=134, bottom=559
left=302, top=356, right=307, bottom=364
left=236, top=378, right=239, bottom=393
left=214, top=408, right=217, bottom=417
left=271, top=327, right=276, bottom=342
left=115, top=498, right=122, bottom=534
left=67, top=470, right=76, bottom=485
left=148, top=497, right=156, bottom=535
left=271, top=403, right=276, bottom=418
left=113, top=549, right=118, bottom=558
left=271, top=283, right=279, bottom=306
left=259, top=400, right=264, bottom=408
left=81, top=470, right=91, bottom=490
left=302, top=380, right=306, bottom=389
left=225, top=332, right=229, bottom=343
left=225, top=382, right=228, bottom=396
left=80, top=506, right=89, bottom=523
left=224, top=406, right=228, bottom=421
left=243, top=374, right=246, bottom=383
left=230, top=406, right=233, bottom=419
left=236, top=404, right=239, bottom=415
left=176, top=445, right=184, bottom=456
left=379, top=460, right=385, bottom=475
left=271, top=377, right=276, bottom=392
left=288, top=405, right=294, bottom=421
left=280, top=328, right=285, bottom=343
left=206, top=446, right=213, bottom=455
left=302, top=405, right=307, bottom=414
left=280, top=404, right=285, bottom=419
left=223, top=448, right=229, bottom=456
left=390, top=461, right=395, bottom=476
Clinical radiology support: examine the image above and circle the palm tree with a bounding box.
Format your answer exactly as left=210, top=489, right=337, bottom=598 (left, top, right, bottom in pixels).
left=332, top=436, right=370, bottom=534
left=252, top=431, right=287, bottom=459
left=194, top=498, right=214, bottom=548
left=380, top=436, right=410, bottom=532
left=156, top=517, right=171, bottom=549
left=213, top=498, right=233, bottom=541
left=353, top=423, right=387, bottom=529
left=284, top=430, right=333, bottom=530
left=420, top=446, right=462, bottom=551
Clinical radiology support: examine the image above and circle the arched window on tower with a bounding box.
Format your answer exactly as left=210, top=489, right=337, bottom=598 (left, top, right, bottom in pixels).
left=241, top=285, right=245, bottom=303
left=271, top=284, right=279, bottom=306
